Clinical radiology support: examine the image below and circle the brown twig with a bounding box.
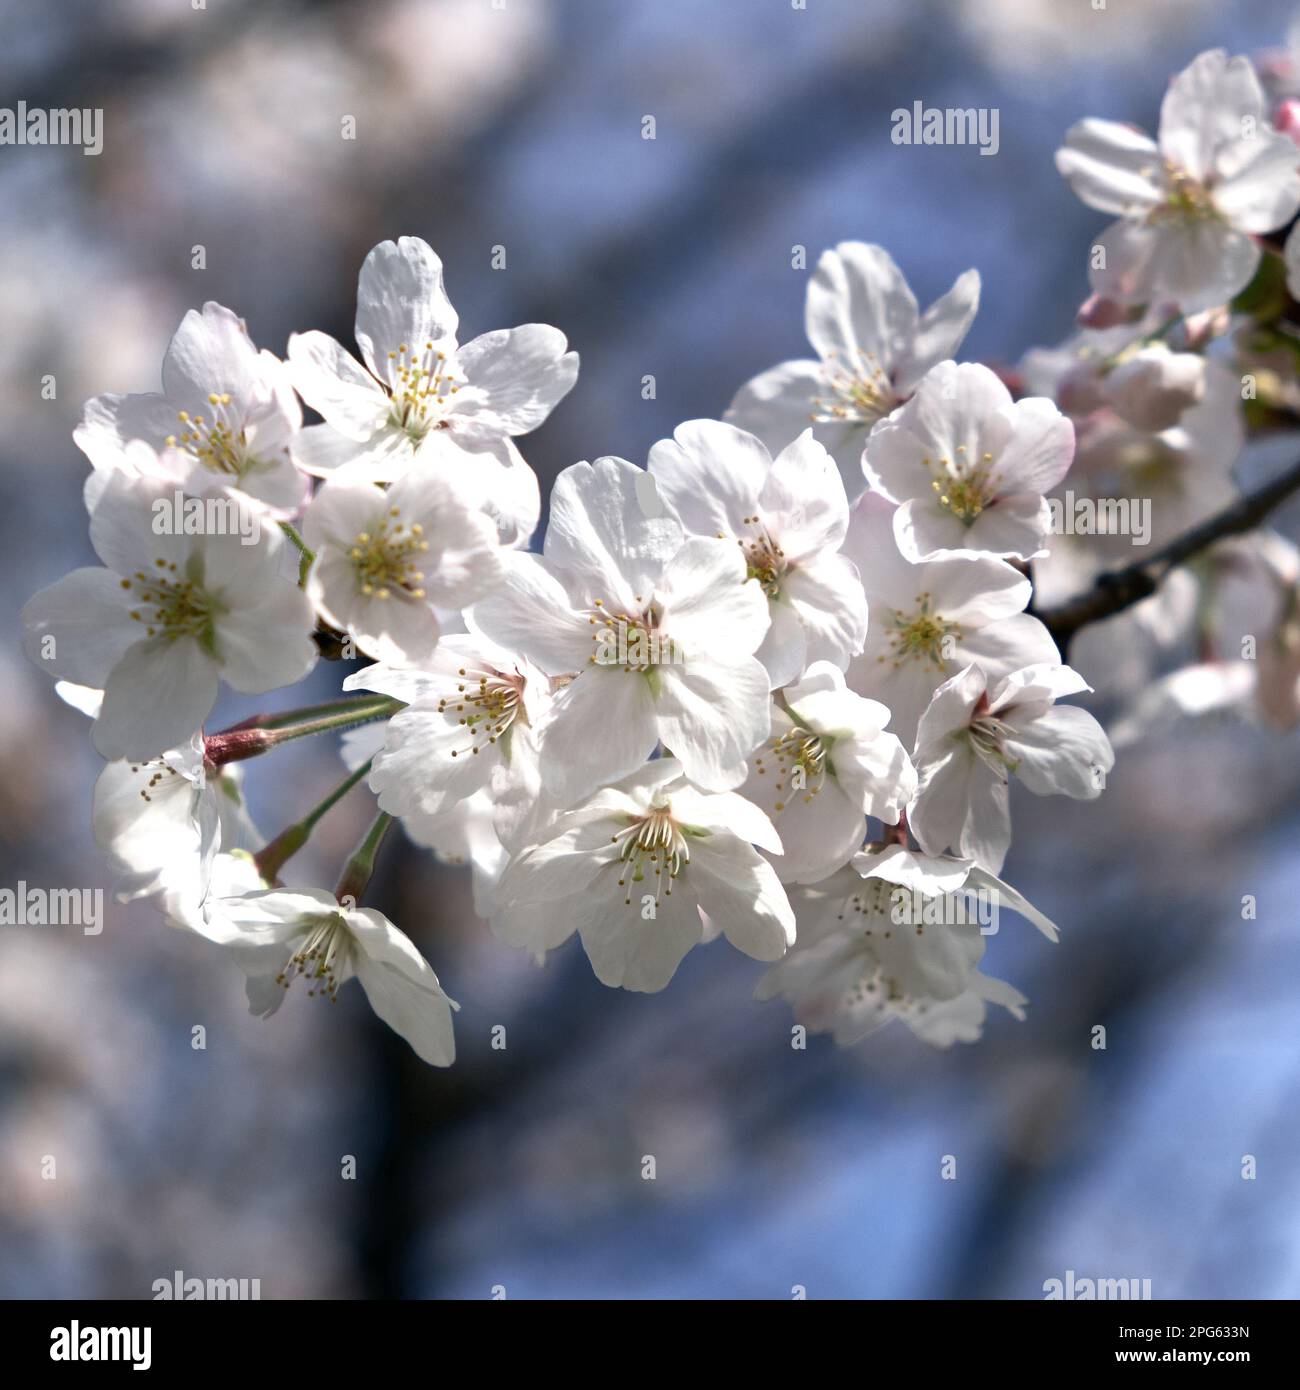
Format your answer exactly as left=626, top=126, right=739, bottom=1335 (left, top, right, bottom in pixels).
left=1037, top=455, right=1300, bottom=656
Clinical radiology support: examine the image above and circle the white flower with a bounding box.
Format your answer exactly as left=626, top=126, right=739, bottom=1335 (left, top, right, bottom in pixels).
left=909, top=664, right=1114, bottom=872
left=287, top=236, right=577, bottom=544
left=217, top=887, right=458, bottom=1066
left=302, top=467, right=504, bottom=665
left=755, top=845, right=1055, bottom=1047
left=21, top=472, right=317, bottom=761
left=342, top=632, right=550, bottom=846
left=727, top=242, right=979, bottom=497
left=469, top=456, right=772, bottom=802
left=490, top=760, right=795, bottom=993
left=646, top=420, right=867, bottom=686
left=77, top=302, right=309, bottom=519
left=739, top=662, right=915, bottom=884
left=1100, top=342, right=1206, bottom=431
left=862, top=360, right=1074, bottom=561
left=1055, top=48, right=1300, bottom=312
left=841, top=493, right=1059, bottom=747
left=92, top=733, right=259, bottom=906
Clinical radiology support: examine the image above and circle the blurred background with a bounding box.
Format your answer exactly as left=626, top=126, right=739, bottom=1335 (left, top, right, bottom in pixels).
left=3, top=0, right=1300, bottom=1299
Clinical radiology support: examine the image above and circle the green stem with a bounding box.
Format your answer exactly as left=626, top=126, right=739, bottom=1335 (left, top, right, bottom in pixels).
left=335, top=811, right=394, bottom=906
left=279, top=521, right=315, bottom=587
left=253, top=758, right=375, bottom=885
left=205, top=695, right=402, bottom=766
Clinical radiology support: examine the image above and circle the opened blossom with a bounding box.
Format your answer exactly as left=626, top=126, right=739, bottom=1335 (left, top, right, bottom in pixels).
left=490, top=759, right=795, bottom=993
left=302, top=468, right=504, bottom=666
left=908, top=664, right=1114, bottom=873
left=740, top=662, right=915, bottom=884
left=469, top=456, right=772, bottom=802
left=77, top=301, right=309, bottom=519
left=842, top=493, right=1059, bottom=747
left=756, top=844, right=1055, bottom=1048
left=216, top=888, right=458, bottom=1066
left=862, top=360, right=1075, bottom=562
left=288, top=236, right=577, bottom=544
left=343, top=633, right=550, bottom=850
left=21, top=471, right=316, bottom=761
left=647, top=420, right=867, bottom=687
left=728, top=241, right=980, bottom=496
left=1056, top=48, right=1300, bottom=312
left=93, top=733, right=258, bottom=907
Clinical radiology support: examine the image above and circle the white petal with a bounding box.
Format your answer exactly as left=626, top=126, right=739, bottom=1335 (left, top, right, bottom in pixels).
left=286, top=331, right=389, bottom=439
left=93, top=637, right=220, bottom=761
left=805, top=241, right=918, bottom=368
left=21, top=568, right=137, bottom=686
left=349, top=909, right=458, bottom=1066
left=1054, top=118, right=1162, bottom=215
left=354, top=237, right=459, bottom=380
left=451, top=325, right=578, bottom=434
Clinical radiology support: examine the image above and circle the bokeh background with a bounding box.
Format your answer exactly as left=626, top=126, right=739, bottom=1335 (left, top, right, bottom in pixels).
left=3, top=0, right=1300, bottom=1299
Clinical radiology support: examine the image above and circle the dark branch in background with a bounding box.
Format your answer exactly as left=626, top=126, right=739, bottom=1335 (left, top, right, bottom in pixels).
left=1037, top=455, right=1300, bottom=657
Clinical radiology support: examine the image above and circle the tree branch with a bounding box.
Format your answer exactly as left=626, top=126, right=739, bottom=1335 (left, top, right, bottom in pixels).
left=1037, top=455, right=1300, bottom=655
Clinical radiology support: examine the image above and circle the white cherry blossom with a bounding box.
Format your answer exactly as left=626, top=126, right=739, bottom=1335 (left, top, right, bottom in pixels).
left=302, top=467, right=504, bottom=666
left=647, top=420, right=867, bottom=687
left=739, top=662, right=915, bottom=884
left=342, top=632, right=550, bottom=849
left=287, top=236, right=577, bottom=544
left=217, top=887, right=458, bottom=1066
left=469, top=456, right=772, bottom=802
left=22, top=471, right=317, bottom=761
left=727, top=242, right=979, bottom=496
left=756, top=845, right=1055, bottom=1047
left=862, top=360, right=1075, bottom=562
left=1056, top=48, right=1300, bottom=312
left=841, top=493, right=1060, bottom=747
left=908, top=663, right=1114, bottom=872
left=490, top=760, right=795, bottom=993
left=77, top=301, right=309, bottom=519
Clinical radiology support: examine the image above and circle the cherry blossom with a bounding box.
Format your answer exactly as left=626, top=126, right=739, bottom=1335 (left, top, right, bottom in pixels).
left=646, top=420, right=867, bottom=686
left=287, top=236, right=577, bottom=544
left=22, top=471, right=316, bottom=761
left=1056, top=48, right=1300, bottom=312
left=490, top=760, right=795, bottom=992
left=862, top=360, right=1075, bottom=562
left=727, top=241, right=979, bottom=496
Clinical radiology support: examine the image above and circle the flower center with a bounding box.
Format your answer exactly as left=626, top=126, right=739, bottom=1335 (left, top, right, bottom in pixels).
left=967, top=711, right=1019, bottom=775
left=349, top=505, right=430, bottom=599
left=920, top=444, right=999, bottom=524
left=813, top=348, right=898, bottom=425
left=880, top=594, right=961, bottom=669
left=753, top=725, right=829, bottom=812
left=121, top=559, right=218, bottom=645
left=1147, top=162, right=1220, bottom=225
left=166, top=394, right=255, bottom=478
left=440, top=665, right=525, bottom=758
left=275, top=914, right=351, bottom=1002
left=734, top=516, right=786, bottom=597
left=587, top=598, right=680, bottom=670
left=384, top=341, right=460, bottom=441
left=611, top=804, right=691, bottom=907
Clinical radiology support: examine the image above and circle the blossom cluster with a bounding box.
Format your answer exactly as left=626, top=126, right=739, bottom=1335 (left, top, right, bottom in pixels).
left=24, top=42, right=1300, bottom=1069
